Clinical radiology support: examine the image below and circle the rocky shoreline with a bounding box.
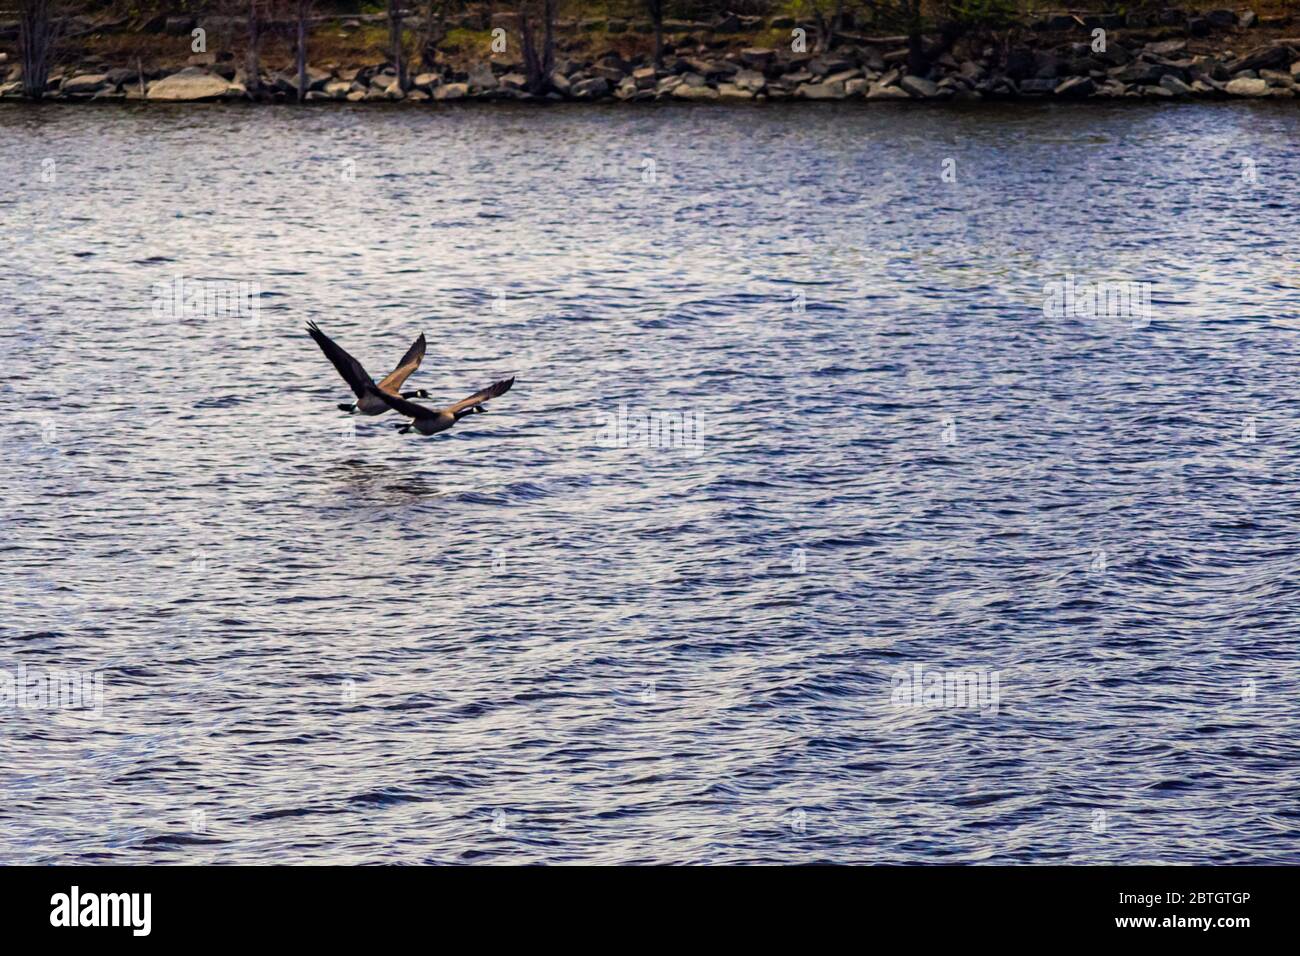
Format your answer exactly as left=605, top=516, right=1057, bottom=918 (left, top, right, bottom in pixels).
left=2, top=9, right=1299, bottom=104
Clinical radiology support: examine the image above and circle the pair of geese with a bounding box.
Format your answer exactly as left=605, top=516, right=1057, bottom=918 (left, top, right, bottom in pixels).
left=305, top=321, right=514, bottom=436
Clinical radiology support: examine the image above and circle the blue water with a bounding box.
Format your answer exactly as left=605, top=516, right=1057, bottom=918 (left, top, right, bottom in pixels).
left=2, top=100, right=1299, bottom=864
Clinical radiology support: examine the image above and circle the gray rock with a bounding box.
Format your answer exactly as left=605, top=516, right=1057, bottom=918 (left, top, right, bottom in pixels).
left=899, top=75, right=939, bottom=98
left=412, top=72, right=441, bottom=91
left=571, top=76, right=611, bottom=99
left=865, top=83, right=910, bottom=100
left=1055, top=76, right=1096, bottom=97
left=1225, top=77, right=1269, bottom=96
left=467, top=62, right=497, bottom=92
left=717, top=84, right=753, bottom=100
left=797, top=81, right=846, bottom=100
left=62, top=73, right=107, bottom=95
left=433, top=83, right=468, bottom=100
left=845, top=78, right=869, bottom=97
left=1019, top=78, right=1057, bottom=95
left=672, top=83, right=719, bottom=100
left=146, top=72, right=230, bottom=101
left=741, top=47, right=776, bottom=70
left=732, top=68, right=765, bottom=92
left=1239, top=11, right=1258, bottom=28
left=632, top=66, right=657, bottom=89
left=1259, top=69, right=1294, bottom=87
left=1159, top=74, right=1194, bottom=95
left=549, top=72, right=571, bottom=95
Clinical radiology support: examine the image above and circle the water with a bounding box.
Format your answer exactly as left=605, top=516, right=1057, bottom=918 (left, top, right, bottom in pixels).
left=2, top=101, right=1299, bottom=864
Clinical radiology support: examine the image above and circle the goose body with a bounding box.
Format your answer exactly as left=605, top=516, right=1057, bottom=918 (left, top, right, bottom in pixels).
left=371, top=377, right=515, bottom=436
left=306, top=321, right=430, bottom=415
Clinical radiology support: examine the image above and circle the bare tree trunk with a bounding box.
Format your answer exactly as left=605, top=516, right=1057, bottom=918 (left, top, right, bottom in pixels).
left=246, top=0, right=262, bottom=97
left=520, top=0, right=555, bottom=95
left=648, top=0, right=663, bottom=69
left=18, top=0, right=56, bottom=101
left=388, top=0, right=406, bottom=90
left=295, top=0, right=309, bottom=102
left=420, top=0, right=450, bottom=71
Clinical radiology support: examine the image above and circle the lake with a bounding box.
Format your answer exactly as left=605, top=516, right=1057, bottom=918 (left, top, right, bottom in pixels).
left=2, top=100, right=1298, bottom=864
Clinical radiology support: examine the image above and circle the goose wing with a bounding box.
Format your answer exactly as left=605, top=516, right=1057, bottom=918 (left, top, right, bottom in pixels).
left=447, top=377, right=515, bottom=415
left=306, top=322, right=374, bottom=399
left=367, top=385, right=432, bottom=420
left=376, top=332, right=426, bottom=393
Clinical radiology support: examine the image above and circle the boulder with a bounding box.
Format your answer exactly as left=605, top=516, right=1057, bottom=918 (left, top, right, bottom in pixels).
left=899, top=75, right=939, bottom=98
left=549, top=71, right=572, bottom=95
left=796, top=81, right=846, bottom=99
left=732, top=68, right=766, bottom=92
left=146, top=71, right=230, bottom=101
left=1205, top=10, right=1237, bottom=29
left=672, top=83, right=719, bottom=100
left=632, top=66, right=657, bottom=89
left=433, top=82, right=468, bottom=100
left=571, top=76, right=610, bottom=98
left=717, top=84, right=753, bottom=100
left=467, top=62, right=497, bottom=92
left=1228, top=45, right=1290, bottom=74
left=62, top=73, right=107, bottom=95
left=1239, top=11, right=1258, bottom=29
left=845, top=78, right=869, bottom=97
left=1225, top=77, right=1269, bottom=96
left=1158, top=74, right=1193, bottom=95
left=1055, top=76, right=1095, bottom=97
left=865, top=83, right=910, bottom=100
left=412, top=72, right=441, bottom=91
left=741, top=48, right=776, bottom=70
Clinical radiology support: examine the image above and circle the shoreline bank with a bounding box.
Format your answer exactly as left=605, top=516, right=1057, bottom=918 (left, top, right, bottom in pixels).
left=2, top=10, right=1298, bottom=105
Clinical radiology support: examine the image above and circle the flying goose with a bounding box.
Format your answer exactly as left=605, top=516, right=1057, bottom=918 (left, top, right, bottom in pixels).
left=306, top=321, right=431, bottom=415
left=369, top=377, right=515, bottom=436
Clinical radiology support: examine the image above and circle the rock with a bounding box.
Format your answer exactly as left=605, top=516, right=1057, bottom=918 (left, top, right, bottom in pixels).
left=741, top=48, right=776, bottom=70
left=1187, top=18, right=1210, bottom=38
left=323, top=79, right=351, bottom=99
left=714, top=13, right=742, bottom=33
left=845, top=78, right=869, bottom=97
left=499, top=73, right=528, bottom=91
left=1228, top=45, right=1291, bottom=74
left=187, top=53, right=217, bottom=67
left=865, top=83, right=910, bottom=100
left=146, top=71, right=230, bottom=101
left=1055, top=76, right=1095, bottom=97
left=1205, top=10, right=1237, bottom=29
left=61, top=73, right=107, bottom=95
left=1146, top=39, right=1187, bottom=57
left=632, top=66, right=657, bottom=89
left=769, top=16, right=795, bottom=29
left=163, top=16, right=195, bottom=36
left=549, top=71, right=571, bottom=95
left=571, top=76, right=610, bottom=99
left=346, top=90, right=366, bottom=102
left=672, top=83, right=719, bottom=100
left=467, top=62, right=497, bottom=92
left=433, top=82, right=468, bottom=100
left=1159, top=74, right=1193, bottom=95
left=797, top=81, right=846, bottom=99
left=412, top=72, right=441, bottom=91
left=370, top=72, right=399, bottom=92
left=1259, top=68, right=1294, bottom=87
left=1225, top=77, right=1269, bottom=96
left=406, top=89, right=429, bottom=101
left=822, top=68, right=861, bottom=86
left=386, top=86, right=405, bottom=101
left=732, top=68, right=766, bottom=92
left=1019, top=78, right=1058, bottom=95
left=717, top=84, right=752, bottom=100
left=656, top=76, right=683, bottom=94
left=1239, top=11, right=1258, bottom=29
left=900, top=75, right=939, bottom=98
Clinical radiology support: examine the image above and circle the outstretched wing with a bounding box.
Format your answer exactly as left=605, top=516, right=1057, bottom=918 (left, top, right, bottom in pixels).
left=447, top=377, right=515, bottom=415
left=377, top=332, right=426, bottom=393
left=306, top=322, right=374, bottom=399
left=367, top=385, right=431, bottom=420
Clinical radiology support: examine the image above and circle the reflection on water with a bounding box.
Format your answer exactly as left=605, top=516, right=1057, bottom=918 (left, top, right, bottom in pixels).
left=2, top=101, right=1300, bottom=864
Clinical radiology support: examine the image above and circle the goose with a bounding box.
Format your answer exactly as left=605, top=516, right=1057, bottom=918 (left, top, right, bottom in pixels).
left=368, top=377, right=515, bottom=436
left=306, top=321, right=432, bottom=415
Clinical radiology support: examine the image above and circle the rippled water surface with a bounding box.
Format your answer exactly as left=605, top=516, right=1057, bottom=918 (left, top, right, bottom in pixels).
left=2, top=101, right=1299, bottom=864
